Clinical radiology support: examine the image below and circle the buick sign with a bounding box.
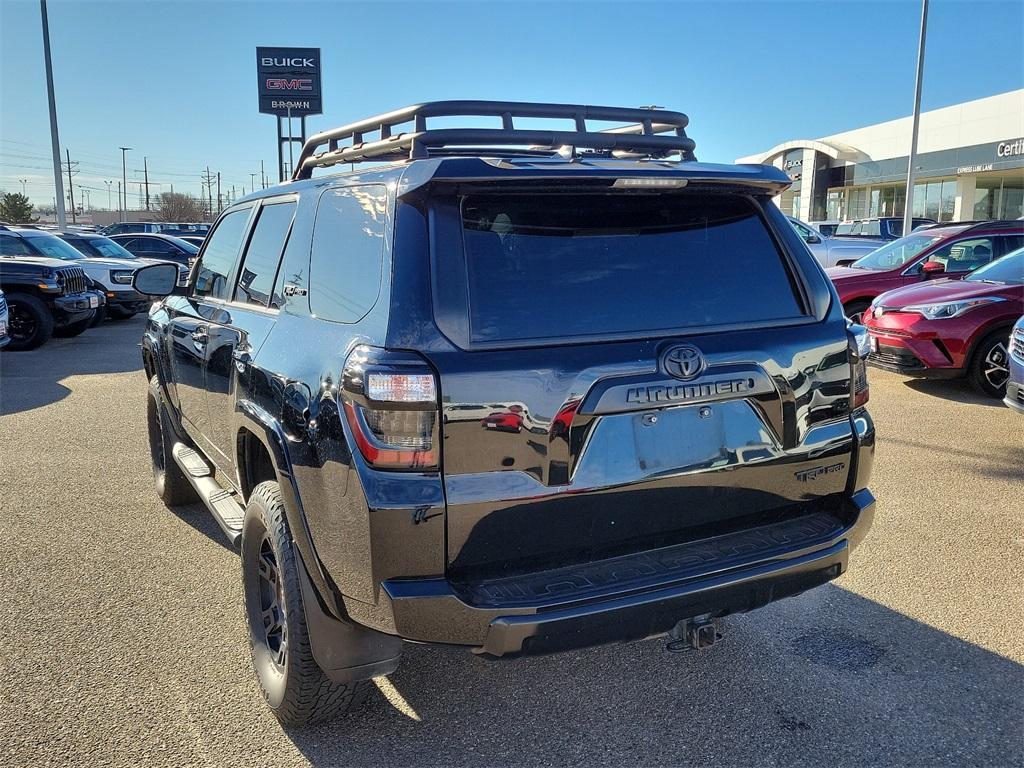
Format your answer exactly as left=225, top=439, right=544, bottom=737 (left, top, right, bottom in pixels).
left=256, top=46, right=322, bottom=117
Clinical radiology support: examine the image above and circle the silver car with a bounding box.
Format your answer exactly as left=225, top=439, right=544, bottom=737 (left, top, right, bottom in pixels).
left=788, top=217, right=887, bottom=269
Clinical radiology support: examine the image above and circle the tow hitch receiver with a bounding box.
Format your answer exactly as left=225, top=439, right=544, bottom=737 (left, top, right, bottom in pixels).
left=666, top=617, right=721, bottom=652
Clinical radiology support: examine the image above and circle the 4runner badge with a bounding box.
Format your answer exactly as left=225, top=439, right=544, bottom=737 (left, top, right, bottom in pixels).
left=794, top=463, right=845, bottom=482
left=661, top=344, right=705, bottom=380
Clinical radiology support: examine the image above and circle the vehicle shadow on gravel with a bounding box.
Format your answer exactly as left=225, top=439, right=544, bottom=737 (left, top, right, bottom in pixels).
left=285, top=585, right=1023, bottom=768
left=0, top=317, right=145, bottom=416
left=902, top=377, right=1007, bottom=408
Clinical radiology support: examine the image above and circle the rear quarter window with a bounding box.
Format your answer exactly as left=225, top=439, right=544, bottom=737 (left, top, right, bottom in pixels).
left=308, top=185, right=388, bottom=323
left=442, top=190, right=805, bottom=345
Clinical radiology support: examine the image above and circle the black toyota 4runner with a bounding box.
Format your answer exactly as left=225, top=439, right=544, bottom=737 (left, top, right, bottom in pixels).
left=134, top=102, right=876, bottom=725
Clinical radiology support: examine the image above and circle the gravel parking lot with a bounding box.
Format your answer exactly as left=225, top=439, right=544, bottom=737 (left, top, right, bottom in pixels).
left=2, top=316, right=1022, bottom=768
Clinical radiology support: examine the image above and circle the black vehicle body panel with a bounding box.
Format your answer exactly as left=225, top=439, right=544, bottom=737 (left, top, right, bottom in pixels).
left=142, top=151, right=876, bottom=661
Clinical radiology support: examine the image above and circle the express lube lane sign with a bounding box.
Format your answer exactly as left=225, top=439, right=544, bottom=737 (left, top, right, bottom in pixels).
left=256, top=47, right=322, bottom=116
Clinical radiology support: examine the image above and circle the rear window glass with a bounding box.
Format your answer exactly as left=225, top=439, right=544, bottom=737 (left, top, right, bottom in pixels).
left=309, top=185, right=387, bottom=323
left=455, top=192, right=803, bottom=344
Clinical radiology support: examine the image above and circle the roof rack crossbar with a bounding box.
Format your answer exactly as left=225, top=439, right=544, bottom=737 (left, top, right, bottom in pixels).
left=292, top=100, right=695, bottom=180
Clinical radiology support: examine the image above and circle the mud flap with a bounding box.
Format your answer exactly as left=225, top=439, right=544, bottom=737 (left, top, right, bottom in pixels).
left=295, top=549, right=403, bottom=683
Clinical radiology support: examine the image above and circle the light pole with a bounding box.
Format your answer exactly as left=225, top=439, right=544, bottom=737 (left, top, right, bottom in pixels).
left=119, top=146, right=132, bottom=221
left=40, top=0, right=66, bottom=228
left=105, top=180, right=113, bottom=210
left=19, top=179, right=28, bottom=195
left=903, top=0, right=929, bottom=234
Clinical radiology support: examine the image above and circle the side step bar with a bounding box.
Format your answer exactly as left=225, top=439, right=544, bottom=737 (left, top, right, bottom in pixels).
left=171, top=443, right=245, bottom=547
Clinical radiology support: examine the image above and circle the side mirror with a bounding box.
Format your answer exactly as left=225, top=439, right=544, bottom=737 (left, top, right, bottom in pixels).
left=132, top=262, right=181, bottom=296
left=805, top=234, right=822, bottom=245
left=920, top=261, right=945, bottom=278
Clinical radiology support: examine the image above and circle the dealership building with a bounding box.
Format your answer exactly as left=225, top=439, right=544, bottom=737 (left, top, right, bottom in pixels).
left=736, top=89, right=1024, bottom=224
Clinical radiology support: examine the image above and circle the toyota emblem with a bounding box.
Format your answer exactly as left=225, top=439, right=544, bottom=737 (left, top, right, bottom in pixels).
left=661, top=344, right=706, bottom=380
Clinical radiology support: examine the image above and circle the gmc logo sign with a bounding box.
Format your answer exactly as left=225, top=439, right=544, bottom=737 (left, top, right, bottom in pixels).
left=266, top=78, right=313, bottom=91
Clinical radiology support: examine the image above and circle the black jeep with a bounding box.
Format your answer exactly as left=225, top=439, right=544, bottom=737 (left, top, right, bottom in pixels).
left=134, top=101, right=876, bottom=725
left=0, top=227, right=101, bottom=350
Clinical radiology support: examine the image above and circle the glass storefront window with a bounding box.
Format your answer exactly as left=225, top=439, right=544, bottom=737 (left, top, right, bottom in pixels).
left=974, top=174, right=1024, bottom=220
left=926, top=183, right=942, bottom=220
left=912, top=183, right=927, bottom=218
left=826, top=190, right=843, bottom=220
left=939, top=180, right=956, bottom=222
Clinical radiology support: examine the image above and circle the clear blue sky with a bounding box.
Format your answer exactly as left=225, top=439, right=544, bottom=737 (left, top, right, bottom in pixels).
left=1, top=0, right=1022, bottom=207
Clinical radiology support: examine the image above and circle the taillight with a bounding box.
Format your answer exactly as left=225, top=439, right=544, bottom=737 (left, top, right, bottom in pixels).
left=342, top=346, right=440, bottom=471
left=847, top=323, right=870, bottom=409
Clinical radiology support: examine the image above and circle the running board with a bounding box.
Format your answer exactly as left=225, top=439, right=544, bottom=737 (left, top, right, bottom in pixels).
left=171, top=442, right=245, bottom=547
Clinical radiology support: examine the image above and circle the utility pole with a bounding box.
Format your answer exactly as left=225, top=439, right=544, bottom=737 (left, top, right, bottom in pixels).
left=143, top=156, right=150, bottom=210
left=903, top=0, right=929, bottom=234
left=40, top=0, right=66, bottom=228
left=201, top=167, right=215, bottom=219
left=119, top=146, right=131, bottom=221
left=104, top=180, right=113, bottom=210
left=261, top=160, right=266, bottom=189
left=19, top=179, right=28, bottom=195
left=249, top=172, right=257, bottom=193
left=117, top=181, right=122, bottom=219
left=64, top=148, right=77, bottom=224
left=231, top=184, right=236, bottom=205
left=216, top=171, right=221, bottom=215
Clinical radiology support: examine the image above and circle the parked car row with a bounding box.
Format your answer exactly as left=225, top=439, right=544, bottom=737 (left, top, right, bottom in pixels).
left=804, top=216, right=1024, bottom=403
left=0, top=225, right=183, bottom=350
left=99, top=221, right=210, bottom=238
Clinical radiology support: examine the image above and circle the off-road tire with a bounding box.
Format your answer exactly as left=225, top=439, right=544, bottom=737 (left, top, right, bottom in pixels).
left=5, top=292, right=54, bottom=351
left=241, top=481, right=371, bottom=726
left=54, top=317, right=92, bottom=337
left=968, top=329, right=1012, bottom=398
left=147, top=376, right=197, bottom=505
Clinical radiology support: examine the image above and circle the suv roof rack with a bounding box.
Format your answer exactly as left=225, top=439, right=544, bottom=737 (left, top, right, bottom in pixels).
left=292, top=100, right=696, bottom=180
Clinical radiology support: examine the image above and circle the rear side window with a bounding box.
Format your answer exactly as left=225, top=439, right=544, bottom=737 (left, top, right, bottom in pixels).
left=194, top=208, right=251, bottom=300
left=309, top=185, right=387, bottom=323
left=452, top=192, right=804, bottom=344
left=234, top=201, right=295, bottom=307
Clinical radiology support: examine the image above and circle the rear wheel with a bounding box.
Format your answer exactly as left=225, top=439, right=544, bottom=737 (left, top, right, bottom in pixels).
left=5, top=293, right=54, bottom=351
left=968, top=330, right=1011, bottom=398
left=843, top=300, right=871, bottom=325
left=146, top=376, right=197, bottom=505
left=242, top=481, right=371, bottom=726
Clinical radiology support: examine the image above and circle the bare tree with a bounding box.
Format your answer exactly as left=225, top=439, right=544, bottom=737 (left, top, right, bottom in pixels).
left=153, top=192, right=207, bottom=222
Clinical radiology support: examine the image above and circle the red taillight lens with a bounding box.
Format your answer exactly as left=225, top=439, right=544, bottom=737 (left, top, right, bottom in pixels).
left=344, top=402, right=437, bottom=470
left=342, top=347, right=440, bottom=471
left=847, top=327, right=870, bottom=409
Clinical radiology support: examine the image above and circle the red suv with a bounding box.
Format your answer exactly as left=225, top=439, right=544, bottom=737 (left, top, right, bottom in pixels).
left=862, top=248, right=1024, bottom=397
left=827, top=221, right=1024, bottom=322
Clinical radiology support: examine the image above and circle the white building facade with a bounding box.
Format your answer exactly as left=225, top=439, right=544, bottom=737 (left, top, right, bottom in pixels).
left=736, top=90, right=1024, bottom=224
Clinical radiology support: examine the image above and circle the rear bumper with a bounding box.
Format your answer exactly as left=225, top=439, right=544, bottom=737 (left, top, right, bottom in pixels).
left=378, top=488, right=875, bottom=656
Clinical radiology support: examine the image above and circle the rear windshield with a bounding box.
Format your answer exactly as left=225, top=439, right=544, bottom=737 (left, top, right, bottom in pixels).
left=455, top=192, right=803, bottom=344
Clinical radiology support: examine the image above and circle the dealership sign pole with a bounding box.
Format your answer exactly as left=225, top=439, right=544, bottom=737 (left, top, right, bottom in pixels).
left=256, top=47, right=322, bottom=182
left=903, top=0, right=928, bottom=236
